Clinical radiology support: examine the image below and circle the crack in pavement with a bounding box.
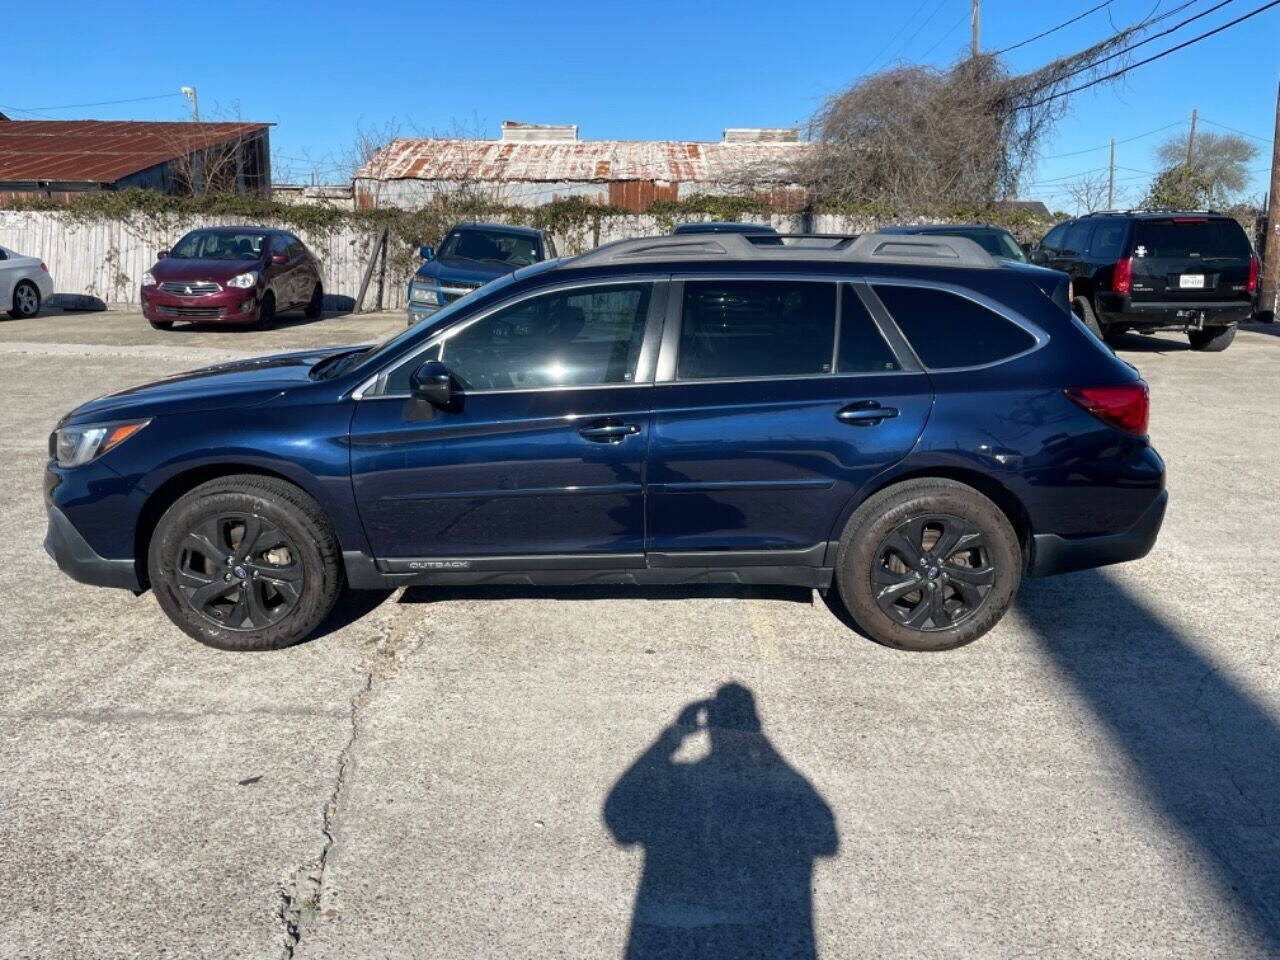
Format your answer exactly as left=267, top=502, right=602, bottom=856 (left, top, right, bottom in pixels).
left=277, top=591, right=427, bottom=959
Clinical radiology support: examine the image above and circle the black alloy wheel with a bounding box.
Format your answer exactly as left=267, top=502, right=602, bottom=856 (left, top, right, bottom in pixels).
left=176, top=514, right=304, bottom=631
left=870, top=514, right=994, bottom=631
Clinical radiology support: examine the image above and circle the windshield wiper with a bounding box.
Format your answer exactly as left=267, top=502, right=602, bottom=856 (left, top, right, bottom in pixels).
left=310, top=348, right=370, bottom=380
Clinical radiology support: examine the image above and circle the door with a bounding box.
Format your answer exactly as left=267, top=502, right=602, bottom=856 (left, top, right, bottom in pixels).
left=349, top=281, right=663, bottom=561
left=646, top=279, right=933, bottom=557
left=0, top=248, right=14, bottom=306
left=266, top=233, right=296, bottom=306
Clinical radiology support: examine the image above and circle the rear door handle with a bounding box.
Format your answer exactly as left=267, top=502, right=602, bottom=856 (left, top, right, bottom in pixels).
left=579, top=421, right=640, bottom=442
left=837, top=402, right=899, bottom=426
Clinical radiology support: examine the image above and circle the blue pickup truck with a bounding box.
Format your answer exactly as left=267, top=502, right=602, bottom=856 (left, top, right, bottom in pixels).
left=407, top=222, right=557, bottom=325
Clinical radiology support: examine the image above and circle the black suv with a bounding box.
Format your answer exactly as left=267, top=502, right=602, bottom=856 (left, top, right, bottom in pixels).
left=1031, top=211, right=1258, bottom=351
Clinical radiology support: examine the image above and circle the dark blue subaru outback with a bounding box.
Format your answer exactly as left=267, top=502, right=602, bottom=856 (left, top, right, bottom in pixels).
left=44, top=232, right=1166, bottom=652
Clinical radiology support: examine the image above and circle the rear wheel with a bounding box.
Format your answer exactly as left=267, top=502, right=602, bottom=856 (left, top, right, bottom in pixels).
left=1072, top=296, right=1105, bottom=341
left=835, top=478, right=1021, bottom=651
left=1188, top=324, right=1236, bottom=351
left=147, top=475, right=343, bottom=650
left=9, top=280, right=41, bottom=318
left=1103, top=324, right=1128, bottom=346
left=304, top=282, right=323, bottom=319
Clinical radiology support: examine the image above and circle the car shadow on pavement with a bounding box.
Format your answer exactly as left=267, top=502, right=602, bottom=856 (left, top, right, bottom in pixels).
left=310, top=588, right=396, bottom=640
left=1107, top=332, right=1194, bottom=352
left=1240, top=322, right=1280, bottom=338
left=603, top=683, right=839, bottom=960
left=1017, top=570, right=1280, bottom=954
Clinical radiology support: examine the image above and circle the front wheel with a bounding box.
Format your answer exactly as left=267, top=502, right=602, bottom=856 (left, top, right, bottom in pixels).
left=1188, top=324, right=1236, bottom=351
left=9, top=280, right=41, bottom=318
left=147, top=475, right=343, bottom=650
left=255, top=291, right=276, bottom=330
left=304, top=282, right=323, bottom=319
left=835, top=478, right=1022, bottom=651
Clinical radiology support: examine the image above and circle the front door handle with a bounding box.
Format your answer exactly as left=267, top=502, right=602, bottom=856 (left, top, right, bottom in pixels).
left=579, top=421, right=640, bottom=442
left=837, top=402, right=899, bottom=426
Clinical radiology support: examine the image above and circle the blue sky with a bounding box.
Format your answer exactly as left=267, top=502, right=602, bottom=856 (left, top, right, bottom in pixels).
left=6, top=0, right=1276, bottom=210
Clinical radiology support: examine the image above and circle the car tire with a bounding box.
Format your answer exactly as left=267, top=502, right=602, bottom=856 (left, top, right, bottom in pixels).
left=834, top=478, right=1022, bottom=651
left=9, top=280, right=41, bottom=319
left=147, top=475, right=343, bottom=651
left=1187, top=324, right=1236, bottom=352
left=255, top=291, right=276, bottom=330
left=148, top=318, right=174, bottom=331
left=304, top=282, right=323, bottom=319
left=1072, top=296, right=1105, bottom=341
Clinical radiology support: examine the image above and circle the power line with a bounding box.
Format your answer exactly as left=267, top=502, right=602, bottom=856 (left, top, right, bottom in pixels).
left=862, top=0, right=936, bottom=74
left=1017, top=0, right=1280, bottom=111
left=0, top=92, right=184, bottom=112
left=1199, top=116, right=1274, bottom=144
left=994, top=0, right=1114, bottom=55
left=920, top=11, right=971, bottom=60
left=1041, top=120, right=1184, bottom=158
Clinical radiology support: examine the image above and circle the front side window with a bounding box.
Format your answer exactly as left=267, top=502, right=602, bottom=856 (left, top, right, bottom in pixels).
left=1040, top=223, right=1069, bottom=256
left=1063, top=222, right=1093, bottom=257
left=872, top=284, right=1036, bottom=370
left=440, top=283, right=651, bottom=390
left=677, top=280, right=836, bottom=380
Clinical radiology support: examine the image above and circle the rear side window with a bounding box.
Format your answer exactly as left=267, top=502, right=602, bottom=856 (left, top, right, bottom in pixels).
left=838, top=286, right=900, bottom=373
left=1133, top=219, right=1252, bottom=258
left=678, top=280, right=835, bottom=379
left=871, top=284, right=1036, bottom=369
left=1089, top=222, right=1128, bottom=260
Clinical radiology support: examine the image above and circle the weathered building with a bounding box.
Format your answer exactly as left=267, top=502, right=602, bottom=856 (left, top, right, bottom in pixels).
left=354, top=122, right=811, bottom=211
left=0, top=119, right=272, bottom=201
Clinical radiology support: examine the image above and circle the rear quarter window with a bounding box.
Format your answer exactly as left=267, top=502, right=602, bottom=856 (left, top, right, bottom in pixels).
left=871, top=284, right=1037, bottom=369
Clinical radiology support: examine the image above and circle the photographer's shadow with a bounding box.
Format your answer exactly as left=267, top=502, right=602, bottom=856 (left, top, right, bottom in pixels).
left=604, top=684, right=838, bottom=960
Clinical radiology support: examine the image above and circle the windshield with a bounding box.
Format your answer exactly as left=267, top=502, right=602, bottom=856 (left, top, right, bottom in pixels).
left=1133, top=219, right=1251, bottom=259
left=438, top=228, right=540, bottom=266
left=169, top=231, right=267, bottom=261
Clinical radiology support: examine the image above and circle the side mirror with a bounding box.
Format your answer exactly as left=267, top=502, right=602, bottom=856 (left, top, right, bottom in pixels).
left=1028, top=247, right=1046, bottom=264
left=1020, top=242, right=1033, bottom=255
left=410, top=359, right=455, bottom=406
left=157, top=250, right=169, bottom=260
left=419, top=245, right=435, bottom=261
left=270, top=252, right=288, bottom=264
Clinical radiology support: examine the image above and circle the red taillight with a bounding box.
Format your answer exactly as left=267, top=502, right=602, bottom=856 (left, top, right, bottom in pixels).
left=1065, top=382, right=1149, bottom=436
left=1112, top=257, right=1132, bottom=294
left=1248, top=255, right=1259, bottom=294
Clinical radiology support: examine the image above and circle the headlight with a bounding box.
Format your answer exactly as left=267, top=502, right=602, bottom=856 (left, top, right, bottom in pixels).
left=53, top=419, right=151, bottom=468
left=227, top=271, right=258, bottom=289
left=410, top=282, right=440, bottom=305
left=142, top=270, right=156, bottom=287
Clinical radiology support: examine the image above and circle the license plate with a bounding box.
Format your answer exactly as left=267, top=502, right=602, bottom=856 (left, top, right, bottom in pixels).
left=1179, top=274, right=1205, bottom=289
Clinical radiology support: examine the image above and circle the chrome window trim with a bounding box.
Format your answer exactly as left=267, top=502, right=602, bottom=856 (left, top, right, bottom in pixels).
left=353, top=275, right=669, bottom=401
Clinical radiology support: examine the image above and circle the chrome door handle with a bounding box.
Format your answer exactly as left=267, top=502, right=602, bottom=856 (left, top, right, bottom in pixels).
left=837, top=403, right=899, bottom=426
left=579, top=422, right=640, bottom=442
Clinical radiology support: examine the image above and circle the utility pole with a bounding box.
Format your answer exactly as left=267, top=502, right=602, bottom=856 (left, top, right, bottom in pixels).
left=972, top=0, right=980, bottom=57
left=180, top=86, right=200, bottom=123
left=1259, top=80, right=1280, bottom=322
left=1187, top=107, right=1198, bottom=164
left=1107, top=137, right=1116, bottom=209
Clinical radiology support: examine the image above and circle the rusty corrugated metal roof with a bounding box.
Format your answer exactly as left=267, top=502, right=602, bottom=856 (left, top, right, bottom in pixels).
left=358, top=137, right=810, bottom=183
left=0, top=120, right=271, bottom=184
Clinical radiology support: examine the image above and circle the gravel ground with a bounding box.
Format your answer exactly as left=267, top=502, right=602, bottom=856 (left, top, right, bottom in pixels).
left=1, top=309, right=1277, bottom=960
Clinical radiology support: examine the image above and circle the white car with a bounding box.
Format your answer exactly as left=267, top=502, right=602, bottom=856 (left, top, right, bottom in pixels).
left=0, top=245, right=54, bottom=318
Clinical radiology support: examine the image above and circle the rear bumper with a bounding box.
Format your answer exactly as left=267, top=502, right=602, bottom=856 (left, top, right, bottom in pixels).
left=44, top=504, right=141, bottom=591
left=141, top=285, right=260, bottom=323
left=1028, top=489, right=1168, bottom=578
left=1097, top=294, right=1252, bottom=328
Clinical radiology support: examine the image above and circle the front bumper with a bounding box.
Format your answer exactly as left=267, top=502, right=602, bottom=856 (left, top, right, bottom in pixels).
left=1097, top=294, right=1252, bottom=329
left=1028, top=489, right=1168, bottom=578
left=142, top=285, right=260, bottom=323
left=44, top=504, right=142, bottom=591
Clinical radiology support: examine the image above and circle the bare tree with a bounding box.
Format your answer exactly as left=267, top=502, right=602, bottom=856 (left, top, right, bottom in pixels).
left=1063, top=171, right=1111, bottom=215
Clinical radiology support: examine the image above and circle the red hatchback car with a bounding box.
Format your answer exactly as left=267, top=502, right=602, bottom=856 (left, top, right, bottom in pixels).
left=140, top=226, right=324, bottom=329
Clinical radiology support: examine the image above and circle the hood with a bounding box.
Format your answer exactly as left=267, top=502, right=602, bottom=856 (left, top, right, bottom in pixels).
left=63, top=345, right=367, bottom=425
left=153, top=257, right=264, bottom=281
left=415, top=257, right=512, bottom=284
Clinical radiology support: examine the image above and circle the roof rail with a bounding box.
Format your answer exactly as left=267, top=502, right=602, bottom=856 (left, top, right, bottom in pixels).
left=565, top=232, right=998, bottom=270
